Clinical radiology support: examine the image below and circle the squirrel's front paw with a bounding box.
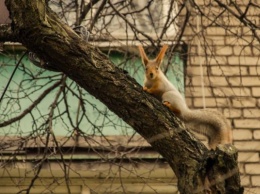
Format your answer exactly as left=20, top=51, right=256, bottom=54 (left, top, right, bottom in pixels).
left=143, top=86, right=153, bottom=94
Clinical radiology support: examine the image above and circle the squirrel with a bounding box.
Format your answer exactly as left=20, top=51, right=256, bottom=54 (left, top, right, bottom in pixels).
left=138, top=45, right=232, bottom=149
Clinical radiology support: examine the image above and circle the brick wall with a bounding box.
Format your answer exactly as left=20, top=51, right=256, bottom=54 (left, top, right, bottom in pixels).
left=181, top=0, right=260, bottom=193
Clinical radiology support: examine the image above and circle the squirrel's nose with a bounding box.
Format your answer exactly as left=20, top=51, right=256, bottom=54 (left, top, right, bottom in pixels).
left=150, top=73, right=153, bottom=78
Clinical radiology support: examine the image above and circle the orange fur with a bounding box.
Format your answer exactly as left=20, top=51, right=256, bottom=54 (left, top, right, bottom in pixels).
left=138, top=45, right=232, bottom=150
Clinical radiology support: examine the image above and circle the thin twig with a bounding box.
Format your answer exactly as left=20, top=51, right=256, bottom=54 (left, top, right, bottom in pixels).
left=0, top=51, right=28, bottom=105
left=0, top=79, right=62, bottom=127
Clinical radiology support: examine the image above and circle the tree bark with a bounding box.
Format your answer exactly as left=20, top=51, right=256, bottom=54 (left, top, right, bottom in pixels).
left=1, top=0, right=243, bottom=193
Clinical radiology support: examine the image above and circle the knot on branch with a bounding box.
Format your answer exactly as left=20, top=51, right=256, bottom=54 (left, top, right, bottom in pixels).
left=201, top=144, right=244, bottom=194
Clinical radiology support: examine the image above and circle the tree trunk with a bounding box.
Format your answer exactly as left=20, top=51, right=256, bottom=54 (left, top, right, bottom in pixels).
left=2, top=0, right=243, bottom=193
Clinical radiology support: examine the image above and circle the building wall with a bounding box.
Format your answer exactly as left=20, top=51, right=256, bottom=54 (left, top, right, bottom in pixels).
left=182, top=1, right=260, bottom=193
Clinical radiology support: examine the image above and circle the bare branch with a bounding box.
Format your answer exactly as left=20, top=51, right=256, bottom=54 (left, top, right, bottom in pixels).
left=89, top=0, right=107, bottom=32
left=0, top=79, right=62, bottom=128
left=214, top=0, right=260, bottom=43
left=107, top=0, right=156, bottom=46
left=78, top=0, right=100, bottom=25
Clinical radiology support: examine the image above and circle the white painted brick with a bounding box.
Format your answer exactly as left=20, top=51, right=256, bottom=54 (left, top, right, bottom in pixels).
left=194, top=97, right=231, bottom=108
left=235, top=119, right=260, bottom=129
left=238, top=152, right=259, bottom=162
left=234, top=141, right=260, bottom=151
left=207, top=36, right=225, bottom=45
left=252, top=46, right=260, bottom=56
left=232, top=98, right=256, bottom=108
left=245, top=187, right=260, bottom=194
left=242, top=77, right=260, bottom=86
left=239, top=163, right=245, bottom=174
left=183, top=6, right=260, bottom=192
left=208, top=77, right=229, bottom=86
left=252, top=87, right=260, bottom=97
left=240, top=175, right=251, bottom=187
left=185, top=86, right=212, bottom=97
left=249, top=66, right=260, bottom=75
left=225, top=32, right=255, bottom=46
left=223, top=108, right=242, bottom=118
left=207, top=56, right=228, bottom=66
left=227, top=56, right=259, bottom=66
left=188, top=55, right=206, bottom=66
left=229, top=77, right=260, bottom=86
left=243, top=109, right=260, bottom=118
left=234, top=119, right=260, bottom=129
left=206, top=27, right=227, bottom=35
left=186, top=66, right=208, bottom=76
left=225, top=35, right=238, bottom=45
left=233, top=129, right=252, bottom=140
left=227, top=77, right=242, bottom=86
left=191, top=76, right=229, bottom=86
left=253, top=130, right=260, bottom=140
left=245, top=163, right=260, bottom=174
left=185, top=97, right=193, bottom=107
left=215, top=46, right=233, bottom=56
left=233, top=45, right=254, bottom=56
left=213, top=87, right=251, bottom=97
left=210, top=65, right=248, bottom=76
left=252, top=176, right=260, bottom=186
left=237, top=36, right=257, bottom=46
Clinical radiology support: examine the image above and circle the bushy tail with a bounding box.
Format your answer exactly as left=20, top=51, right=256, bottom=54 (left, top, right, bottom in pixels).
left=181, top=109, right=232, bottom=149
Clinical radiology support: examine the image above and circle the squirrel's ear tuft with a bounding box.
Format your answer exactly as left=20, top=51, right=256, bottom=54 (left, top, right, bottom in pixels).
left=155, top=45, right=168, bottom=65
left=138, top=46, right=149, bottom=66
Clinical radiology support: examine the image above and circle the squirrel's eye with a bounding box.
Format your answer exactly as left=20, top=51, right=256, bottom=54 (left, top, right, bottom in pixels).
left=156, top=66, right=159, bottom=70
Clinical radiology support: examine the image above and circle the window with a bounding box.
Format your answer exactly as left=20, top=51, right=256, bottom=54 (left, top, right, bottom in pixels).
left=49, top=0, right=179, bottom=40
left=0, top=45, right=185, bottom=137
left=89, top=0, right=178, bottom=39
